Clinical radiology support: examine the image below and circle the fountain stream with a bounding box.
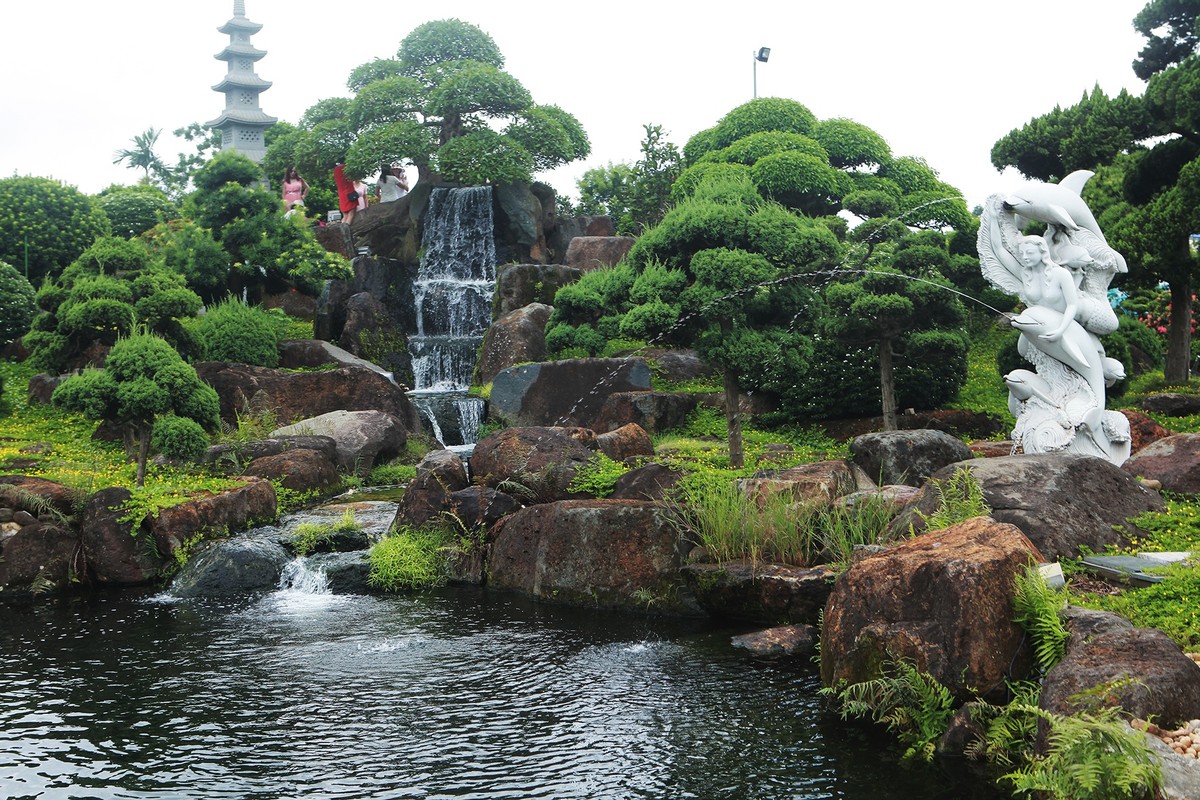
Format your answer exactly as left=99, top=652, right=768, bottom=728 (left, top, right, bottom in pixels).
left=407, top=186, right=494, bottom=451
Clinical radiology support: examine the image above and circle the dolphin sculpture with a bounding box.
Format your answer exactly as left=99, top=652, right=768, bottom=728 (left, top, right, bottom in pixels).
left=1004, top=170, right=1106, bottom=244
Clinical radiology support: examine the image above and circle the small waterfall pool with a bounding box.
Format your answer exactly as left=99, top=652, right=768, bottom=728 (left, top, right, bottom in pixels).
left=0, top=581, right=1003, bottom=799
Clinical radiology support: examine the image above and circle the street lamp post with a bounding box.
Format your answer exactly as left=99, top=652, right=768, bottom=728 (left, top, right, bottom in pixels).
left=753, top=47, right=771, bottom=98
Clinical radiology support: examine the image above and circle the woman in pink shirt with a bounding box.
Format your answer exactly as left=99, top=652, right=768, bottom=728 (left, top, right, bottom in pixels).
left=281, top=166, right=308, bottom=210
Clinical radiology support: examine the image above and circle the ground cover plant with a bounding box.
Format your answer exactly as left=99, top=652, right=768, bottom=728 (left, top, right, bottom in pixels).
left=0, top=360, right=239, bottom=523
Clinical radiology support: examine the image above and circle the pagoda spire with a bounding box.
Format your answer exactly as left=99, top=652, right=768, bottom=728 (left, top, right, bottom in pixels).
left=205, top=0, right=276, bottom=163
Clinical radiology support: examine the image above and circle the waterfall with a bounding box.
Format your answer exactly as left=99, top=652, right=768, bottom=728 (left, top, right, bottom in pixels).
left=407, top=187, right=493, bottom=449
left=278, top=558, right=331, bottom=594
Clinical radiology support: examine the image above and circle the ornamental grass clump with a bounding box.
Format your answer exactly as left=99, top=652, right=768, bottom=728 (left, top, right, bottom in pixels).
left=192, top=296, right=282, bottom=367
left=367, top=524, right=453, bottom=591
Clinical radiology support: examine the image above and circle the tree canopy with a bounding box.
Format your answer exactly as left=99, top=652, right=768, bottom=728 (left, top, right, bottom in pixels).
left=267, top=19, right=590, bottom=189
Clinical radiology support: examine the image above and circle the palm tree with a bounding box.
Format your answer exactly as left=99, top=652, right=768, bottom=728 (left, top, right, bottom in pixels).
left=113, top=127, right=164, bottom=178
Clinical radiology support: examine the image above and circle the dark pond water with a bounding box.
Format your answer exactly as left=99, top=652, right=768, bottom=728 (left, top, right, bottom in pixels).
left=0, top=584, right=1005, bottom=799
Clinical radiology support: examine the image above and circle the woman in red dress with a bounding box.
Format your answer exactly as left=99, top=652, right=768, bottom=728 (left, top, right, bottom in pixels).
left=333, top=159, right=358, bottom=226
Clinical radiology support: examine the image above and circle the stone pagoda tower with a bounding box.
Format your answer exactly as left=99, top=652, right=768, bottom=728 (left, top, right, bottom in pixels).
left=206, top=0, right=276, bottom=162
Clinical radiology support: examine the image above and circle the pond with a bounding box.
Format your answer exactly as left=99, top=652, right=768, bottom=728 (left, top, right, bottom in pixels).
left=0, top=583, right=1005, bottom=799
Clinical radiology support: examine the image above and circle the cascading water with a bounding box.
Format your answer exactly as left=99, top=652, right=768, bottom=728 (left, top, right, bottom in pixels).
left=407, top=186, right=494, bottom=451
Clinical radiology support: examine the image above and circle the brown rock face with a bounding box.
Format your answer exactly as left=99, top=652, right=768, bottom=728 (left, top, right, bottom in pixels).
left=79, top=479, right=278, bottom=587
left=475, top=303, right=552, bottom=385
left=0, top=522, right=80, bottom=595
left=564, top=236, right=635, bottom=272
left=592, top=392, right=703, bottom=435
left=610, top=463, right=685, bottom=501
left=487, top=499, right=696, bottom=613
left=820, top=516, right=1041, bottom=702
left=469, top=427, right=597, bottom=503
left=492, top=263, right=581, bottom=317
left=1120, top=409, right=1172, bottom=454
left=242, top=449, right=341, bottom=493
left=195, top=363, right=421, bottom=432
left=893, top=454, right=1165, bottom=560
left=0, top=476, right=83, bottom=519
left=1041, top=627, right=1200, bottom=728
left=738, top=460, right=862, bottom=507
left=595, top=423, right=654, bottom=463
left=1125, top=433, right=1200, bottom=493
left=488, top=358, right=652, bottom=429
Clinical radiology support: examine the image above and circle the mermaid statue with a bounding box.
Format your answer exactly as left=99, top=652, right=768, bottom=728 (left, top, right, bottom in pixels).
left=977, top=170, right=1131, bottom=465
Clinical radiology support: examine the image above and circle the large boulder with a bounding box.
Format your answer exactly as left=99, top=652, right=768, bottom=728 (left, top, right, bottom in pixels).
left=486, top=499, right=698, bottom=614
left=738, top=460, right=870, bottom=507
left=79, top=478, right=277, bottom=586
left=469, top=426, right=596, bottom=503
left=1041, top=626, right=1200, bottom=728
left=475, top=303, right=552, bottom=385
left=546, top=215, right=615, bottom=260
left=821, top=516, right=1040, bottom=702
left=272, top=410, right=407, bottom=476
left=337, top=292, right=412, bottom=379
left=488, top=358, right=652, bottom=428
left=242, top=448, right=342, bottom=494
left=610, top=462, right=686, bottom=501
left=592, top=392, right=703, bottom=435
left=169, top=536, right=292, bottom=597
left=492, top=263, right=581, bottom=317
left=1120, top=409, right=1173, bottom=454
left=849, top=430, right=975, bottom=487
left=891, top=454, right=1165, bottom=560
left=1140, top=393, right=1200, bottom=417
left=0, top=475, right=82, bottom=521
left=682, top=562, right=835, bottom=625
left=306, top=551, right=373, bottom=594
left=202, top=436, right=339, bottom=474
left=0, top=521, right=79, bottom=596
left=195, top=363, right=421, bottom=432
left=564, top=236, right=635, bottom=272
left=1125, top=433, right=1200, bottom=493
left=595, top=423, right=654, bottom=463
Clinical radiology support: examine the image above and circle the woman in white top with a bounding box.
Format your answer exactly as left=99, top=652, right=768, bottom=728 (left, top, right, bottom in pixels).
left=376, top=163, right=409, bottom=203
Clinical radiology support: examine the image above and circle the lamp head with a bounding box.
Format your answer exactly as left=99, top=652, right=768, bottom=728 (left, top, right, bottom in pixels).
left=755, top=47, right=771, bottom=62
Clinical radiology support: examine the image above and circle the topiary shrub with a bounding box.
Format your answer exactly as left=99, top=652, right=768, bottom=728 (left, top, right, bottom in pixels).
left=151, top=415, right=210, bottom=462
left=96, top=186, right=177, bottom=238
left=193, top=296, right=282, bottom=367
left=0, top=259, right=36, bottom=345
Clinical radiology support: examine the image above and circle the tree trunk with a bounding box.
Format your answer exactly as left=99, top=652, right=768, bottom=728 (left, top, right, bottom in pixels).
left=723, top=367, right=744, bottom=469
left=1165, top=279, right=1193, bottom=383
left=879, top=337, right=898, bottom=432
left=135, top=423, right=151, bottom=488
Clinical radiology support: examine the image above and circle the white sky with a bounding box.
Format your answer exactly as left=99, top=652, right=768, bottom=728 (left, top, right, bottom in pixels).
left=0, top=0, right=1151, bottom=209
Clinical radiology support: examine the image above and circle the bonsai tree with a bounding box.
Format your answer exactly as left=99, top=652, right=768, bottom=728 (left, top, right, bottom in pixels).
left=52, top=332, right=220, bottom=486
left=822, top=233, right=968, bottom=430
left=270, top=19, right=590, bottom=187
left=96, top=184, right=178, bottom=238
left=551, top=173, right=839, bottom=467
left=23, top=236, right=203, bottom=373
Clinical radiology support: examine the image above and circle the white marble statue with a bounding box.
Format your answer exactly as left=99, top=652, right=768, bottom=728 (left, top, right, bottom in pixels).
left=977, top=170, right=1131, bottom=464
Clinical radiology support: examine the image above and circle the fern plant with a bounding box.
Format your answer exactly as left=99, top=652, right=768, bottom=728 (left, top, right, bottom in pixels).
left=821, top=657, right=956, bottom=762
left=1012, top=563, right=1069, bottom=674
left=916, top=465, right=991, bottom=532
left=1003, top=704, right=1161, bottom=800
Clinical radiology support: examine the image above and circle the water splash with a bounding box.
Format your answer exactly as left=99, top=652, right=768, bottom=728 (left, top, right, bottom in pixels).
left=278, top=558, right=331, bottom=594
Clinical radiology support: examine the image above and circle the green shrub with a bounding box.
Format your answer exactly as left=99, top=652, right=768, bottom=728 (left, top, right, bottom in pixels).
left=293, top=510, right=361, bottom=556
left=0, top=175, right=110, bottom=284
left=193, top=296, right=281, bottom=367
left=151, top=415, right=210, bottom=462
left=916, top=465, right=991, bottom=532
left=0, top=260, right=36, bottom=345
left=368, top=462, right=417, bottom=485
left=367, top=525, right=453, bottom=590
left=96, top=186, right=177, bottom=238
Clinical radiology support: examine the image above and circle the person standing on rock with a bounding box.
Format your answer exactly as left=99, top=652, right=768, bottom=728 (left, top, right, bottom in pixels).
left=333, top=158, right=358, bottom=226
